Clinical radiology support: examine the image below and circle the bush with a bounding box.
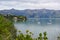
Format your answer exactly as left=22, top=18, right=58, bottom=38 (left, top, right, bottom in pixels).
left=0, top=15, right=17, bottom=40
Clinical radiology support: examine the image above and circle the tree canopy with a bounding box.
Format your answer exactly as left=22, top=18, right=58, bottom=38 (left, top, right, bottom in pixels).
left=0, top=15, right=17, bottom=40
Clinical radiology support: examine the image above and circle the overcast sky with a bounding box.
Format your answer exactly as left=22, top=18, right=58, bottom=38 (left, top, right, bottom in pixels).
left=0, top=0, right=60, bottom=10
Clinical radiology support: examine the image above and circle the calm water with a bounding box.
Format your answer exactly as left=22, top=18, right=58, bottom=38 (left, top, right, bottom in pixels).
left=14, top=18, right=60, bottom=40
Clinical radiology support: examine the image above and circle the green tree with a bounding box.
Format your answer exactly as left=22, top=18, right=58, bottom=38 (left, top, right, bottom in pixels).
left=43, top=32, right=48, bottom=40
left=25, top=31, right=33, bottom=40
left=38, top=33, right=42, bottom=40
left=0, top=15, right=17, bottom=40
left=17, top=16, right=27, bottom=22
left=17, top=30, right=33, bottom=40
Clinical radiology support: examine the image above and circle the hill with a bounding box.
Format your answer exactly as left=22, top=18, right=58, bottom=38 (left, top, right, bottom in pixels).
left=0, top=9, right=60, bottom=18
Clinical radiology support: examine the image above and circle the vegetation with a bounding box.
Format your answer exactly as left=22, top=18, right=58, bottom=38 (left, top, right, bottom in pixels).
left=0, top=15, right=17, bottom=40
left=0, top=14, right=48, bottom=40
left=16, top=30, right=48, bottom=40
left=17, top=16, right=27, bottom=22
left=16, top=30, right=33, bottom=40
left=4, top=14, right=14, bottom=21
left=3, top=14, right=27, bottom=22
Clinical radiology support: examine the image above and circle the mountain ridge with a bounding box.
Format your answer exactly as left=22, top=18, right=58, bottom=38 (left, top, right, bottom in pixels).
left=0, top=8, right=60, bottom=18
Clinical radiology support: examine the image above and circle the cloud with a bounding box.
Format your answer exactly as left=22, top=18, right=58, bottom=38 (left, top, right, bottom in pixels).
left=0, top=1, right=60, bottom=10
left=0, top=0, right=60, bottom=3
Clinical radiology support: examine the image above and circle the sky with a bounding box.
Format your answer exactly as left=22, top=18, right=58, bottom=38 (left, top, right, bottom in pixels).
left=0, top=0, right=60, bottom=10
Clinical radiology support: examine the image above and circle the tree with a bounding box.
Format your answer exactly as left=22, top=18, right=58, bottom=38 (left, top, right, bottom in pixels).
left=0, top=15, right=17, bottom=40
left=16, top=30, right=33, bottom=40
left=17, top=16, right=27, bottom=22
left=43, top=32, right=48, bottom=40
left=38, top=33, right=42, bottom=40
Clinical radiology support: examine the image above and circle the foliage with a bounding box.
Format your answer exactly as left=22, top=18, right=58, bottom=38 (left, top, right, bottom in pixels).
left=43, top=32, right=48, bottom=40
left=37, top=32, right=48, bottom=40
left=0, top=15, right=17, bottom=40
left=17, top=16, right=27, bottom=22
left=0, top=14, right=48, bottom=40
left=38, top=33, right=42, bottom=40
left=16, top=30, right=48, bottom=40
left=16, top=30, right=33, bottom=40
left=3, top=14, right=27, bottom=22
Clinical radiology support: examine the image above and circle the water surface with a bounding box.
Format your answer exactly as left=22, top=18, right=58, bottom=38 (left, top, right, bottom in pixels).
left=14, top=18, right=60, bottom=40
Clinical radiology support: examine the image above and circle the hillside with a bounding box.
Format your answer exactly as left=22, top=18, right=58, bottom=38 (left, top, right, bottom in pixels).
left=0, top=9, right=60, bottom=18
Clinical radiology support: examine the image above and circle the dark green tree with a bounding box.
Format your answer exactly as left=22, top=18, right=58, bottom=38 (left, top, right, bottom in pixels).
left=43, top=32, right=48, bottom=40
left=0, top=15, right=17, bottom=40
left=38, top=33, right=42, bottom=40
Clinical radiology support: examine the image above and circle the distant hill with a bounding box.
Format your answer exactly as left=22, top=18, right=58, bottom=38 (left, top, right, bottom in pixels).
left=0, top=8, right=60, bottom=18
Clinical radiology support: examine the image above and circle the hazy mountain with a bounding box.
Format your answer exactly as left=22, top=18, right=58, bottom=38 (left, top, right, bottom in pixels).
left=0, top=8, right=60, bottom=18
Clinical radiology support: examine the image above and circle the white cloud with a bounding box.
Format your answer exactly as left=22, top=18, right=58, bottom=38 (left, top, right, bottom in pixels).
left=0, top=0, right=60, bottom=3
left=0, top=1, right=60, bottom=10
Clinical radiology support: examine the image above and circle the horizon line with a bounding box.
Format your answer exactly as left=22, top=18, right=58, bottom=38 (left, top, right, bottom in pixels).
left=0, top=8, right=60, bottom=10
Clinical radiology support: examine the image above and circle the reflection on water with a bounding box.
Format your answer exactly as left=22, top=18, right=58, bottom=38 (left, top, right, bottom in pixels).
left=14, top=18, right=60, bottom=40
left=26, top=18, right=60, bottom=25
